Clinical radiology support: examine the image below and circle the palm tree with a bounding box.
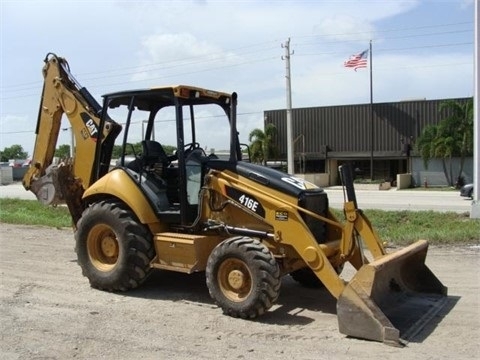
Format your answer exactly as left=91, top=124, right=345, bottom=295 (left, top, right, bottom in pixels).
left=438, top=98, right=473, bottom=185
left=248, top=123, right=278, bottom=165
left=416, top=98, right=473, bottom=187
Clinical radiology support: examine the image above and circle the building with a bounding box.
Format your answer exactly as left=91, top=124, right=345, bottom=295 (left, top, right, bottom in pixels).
left=263, top=97, right=472, bottom=187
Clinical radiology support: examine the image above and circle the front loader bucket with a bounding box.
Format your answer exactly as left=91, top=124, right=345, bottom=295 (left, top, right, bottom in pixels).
left=337, top=240, right=447, bottom=346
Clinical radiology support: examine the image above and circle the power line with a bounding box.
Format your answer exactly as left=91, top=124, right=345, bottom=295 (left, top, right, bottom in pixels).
left=376, top=42, right=473, bottom=52
left=1, top=42, right=471, bottom=101
left=1, top=21, right=473, bottom=92
left=1, top=43, right=281, bottom=91
left=2, top=37, right=473, bottom=102
left=295, top=29, right=473, bottom=48
left=297, top=41, right=473, bottom=57
left=0, top=130, right=33, bottom=134
left=295, top=21, right=473, bottom=43
left=0, top=110, right=263, bottom=135
left=1, top=55, right=278, bottom=100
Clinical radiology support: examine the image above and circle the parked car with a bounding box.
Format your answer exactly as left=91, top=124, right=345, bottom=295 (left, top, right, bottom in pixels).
left=460, top=183, right=474, bottom=199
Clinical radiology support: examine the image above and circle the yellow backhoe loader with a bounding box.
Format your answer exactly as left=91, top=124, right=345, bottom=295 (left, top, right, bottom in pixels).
left=24, top=53, right=447, bottom=346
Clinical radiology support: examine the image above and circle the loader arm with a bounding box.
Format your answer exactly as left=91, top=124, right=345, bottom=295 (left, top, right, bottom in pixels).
left=211, top=163, right=447, bottom=345
left=23, top=53, right=121, bottom=222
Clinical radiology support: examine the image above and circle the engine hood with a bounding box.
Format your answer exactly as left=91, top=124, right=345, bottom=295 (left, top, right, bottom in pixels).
left=208, top=160, right=324, bottom=198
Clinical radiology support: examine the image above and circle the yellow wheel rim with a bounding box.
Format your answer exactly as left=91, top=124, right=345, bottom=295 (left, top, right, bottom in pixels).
left=87, top=224, right=119, bottom=271
left=217, top=258, right=252, bottom=302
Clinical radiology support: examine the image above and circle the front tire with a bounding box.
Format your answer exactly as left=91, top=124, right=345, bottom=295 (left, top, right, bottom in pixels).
left=206, top=236, right=281, bottom=319
left=75, top=200, right=155, bottom=291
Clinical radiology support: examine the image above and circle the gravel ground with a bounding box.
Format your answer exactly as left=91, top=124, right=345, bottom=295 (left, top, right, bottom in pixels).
left=0, top=223, right=479, bottom=360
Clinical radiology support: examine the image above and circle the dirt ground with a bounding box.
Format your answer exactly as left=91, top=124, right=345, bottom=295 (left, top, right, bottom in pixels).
left=1, top=224, right=479, bottom=360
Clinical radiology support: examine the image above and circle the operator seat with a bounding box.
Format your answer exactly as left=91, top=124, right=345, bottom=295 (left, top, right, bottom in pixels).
left=133, top=140, right=172, bottom=213
left=125, top=140, right=170, bottom=175
left=140, top=140, right=170, bottom=168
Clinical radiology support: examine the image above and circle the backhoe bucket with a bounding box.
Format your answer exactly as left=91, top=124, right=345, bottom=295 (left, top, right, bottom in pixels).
left=337, top=240, right=447, bottom=346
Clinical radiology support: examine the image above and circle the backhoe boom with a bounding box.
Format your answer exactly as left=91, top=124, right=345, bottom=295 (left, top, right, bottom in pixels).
left=23, top=53, right=121, bottom=218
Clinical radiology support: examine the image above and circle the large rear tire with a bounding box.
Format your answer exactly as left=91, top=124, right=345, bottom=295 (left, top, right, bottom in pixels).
left=206, top=236, right=281, bottom=319
left=75, top=200, right=155, bottom=291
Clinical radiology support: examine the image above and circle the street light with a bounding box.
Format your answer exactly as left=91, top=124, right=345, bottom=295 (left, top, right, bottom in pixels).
left=293, top=134, right=305, bottom=173
left=62, top=127, right=74, bottom=157
left=141, top=120, right=155, bottom=141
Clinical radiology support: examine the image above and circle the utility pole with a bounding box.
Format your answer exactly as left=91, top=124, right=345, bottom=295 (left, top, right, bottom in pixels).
left=369, top=40, right=374, bottom=181
left=282, top=38, right=294, bottom=174
left=471, top=0, right=480, bottom=218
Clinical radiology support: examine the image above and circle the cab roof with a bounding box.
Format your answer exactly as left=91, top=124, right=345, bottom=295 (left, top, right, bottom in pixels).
left=103, top=85, right=233, bottom=111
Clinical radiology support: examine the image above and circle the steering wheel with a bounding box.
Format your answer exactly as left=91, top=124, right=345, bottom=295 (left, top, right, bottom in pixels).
left=184, top=142, right=207, bottom=157
left=184, top=142, right=201, bottom=152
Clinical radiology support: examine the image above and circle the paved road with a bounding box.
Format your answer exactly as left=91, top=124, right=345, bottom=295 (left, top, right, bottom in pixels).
left=1, top=224, right=479, bottom=360
left=324, top=187, right=472, bottom=213
left=0, top=183, right=37, bottom=201
left=0, top=182, right=473, bottom=213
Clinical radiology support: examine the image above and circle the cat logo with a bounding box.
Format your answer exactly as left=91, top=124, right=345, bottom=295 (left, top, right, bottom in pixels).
left=80, top=113, right=98, bottom=141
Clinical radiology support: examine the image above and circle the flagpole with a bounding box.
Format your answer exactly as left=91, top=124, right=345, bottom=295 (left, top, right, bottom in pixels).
left=369, top=39, right=374, bottom=181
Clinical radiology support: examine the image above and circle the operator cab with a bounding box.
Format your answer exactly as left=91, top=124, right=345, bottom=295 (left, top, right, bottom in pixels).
left=100, top=86, right=239, bottom=227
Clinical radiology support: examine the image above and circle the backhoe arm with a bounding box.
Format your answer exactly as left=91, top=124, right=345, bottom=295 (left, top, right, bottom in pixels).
left=23, top=53, right=121, bottom=221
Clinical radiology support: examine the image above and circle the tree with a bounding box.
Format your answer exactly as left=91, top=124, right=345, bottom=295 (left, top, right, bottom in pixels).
left=416, top=98, right=473, bottom=187
left=111, top=142, right=176, bottom=159
left=55, top=144, right=71, bottom=159
left=162, top=144, right=177, bottom=156
left=438, top=98, right=473, bottom=185
left=248, top=123, right=278, bottom=165
left=112, top=143, right=142, bottom=158
left=0, top=145, right=28, bottom=162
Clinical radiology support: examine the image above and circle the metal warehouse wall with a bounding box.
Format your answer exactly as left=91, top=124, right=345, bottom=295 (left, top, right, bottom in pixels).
left=264, top=97, right=471, bottom=160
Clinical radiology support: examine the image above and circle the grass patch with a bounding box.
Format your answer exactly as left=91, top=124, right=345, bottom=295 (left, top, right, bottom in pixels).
left=361, top=209, right=479, bottom=246
left=354, top=179, right=384, bottom=184
left=1, top=199, right=479, bottom=246
left=0, top=198, right=71, bottom=228
left=333, top=209, right=479, bottom=246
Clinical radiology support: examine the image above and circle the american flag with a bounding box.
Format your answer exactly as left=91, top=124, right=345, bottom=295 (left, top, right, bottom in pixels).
left=344, top=49, right=368, bottom=71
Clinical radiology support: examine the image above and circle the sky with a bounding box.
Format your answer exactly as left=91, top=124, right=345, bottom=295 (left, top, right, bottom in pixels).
left=0, top=0, right=475, bottom=157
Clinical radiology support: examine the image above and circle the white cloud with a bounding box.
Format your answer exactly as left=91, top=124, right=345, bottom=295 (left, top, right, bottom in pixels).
left=290, top=50, right=473, bottom=109
left=0, top=0, right=473, bottom=155
left=314, top=15, right=375, bottom=43
left=373, top=52, right=474, bottom=101
left=132, top=32, right=240, bottom=84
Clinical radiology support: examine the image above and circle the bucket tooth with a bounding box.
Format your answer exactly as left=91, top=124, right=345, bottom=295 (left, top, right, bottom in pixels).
left=337, top=240, right=448, bottom=346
